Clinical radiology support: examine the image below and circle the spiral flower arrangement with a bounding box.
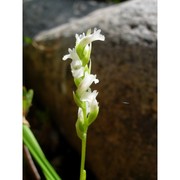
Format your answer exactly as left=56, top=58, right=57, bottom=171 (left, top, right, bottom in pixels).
left=62, top=28, right=105, bottom=180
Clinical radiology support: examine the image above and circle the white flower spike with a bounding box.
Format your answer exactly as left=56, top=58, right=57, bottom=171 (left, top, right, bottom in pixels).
left=62, top=28, right=105, bottom=180
left=62, top=28, right=105, bottom=139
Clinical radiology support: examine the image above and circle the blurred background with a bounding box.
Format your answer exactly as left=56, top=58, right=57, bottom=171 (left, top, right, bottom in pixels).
left=23, top=0, right=157, bottom=179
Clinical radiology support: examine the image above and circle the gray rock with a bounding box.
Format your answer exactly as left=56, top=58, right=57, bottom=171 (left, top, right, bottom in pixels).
left=23, top=0, right=110, bottom=37
left=24, top=0, right=157, bottom=179
left=34, top=0, right=157, bottom=46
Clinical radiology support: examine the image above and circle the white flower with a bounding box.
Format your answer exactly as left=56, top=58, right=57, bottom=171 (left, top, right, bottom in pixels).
left=71, top=59, right=84, bottom=78
left=62, top=48, right=84, bottom=78
left=62, top=48, right=80, bottom=61
left=77, top=72, right=99, bottom=95
left=80, top=90, right=99, bottom=115
left=75, top=28, right=105, bottom=49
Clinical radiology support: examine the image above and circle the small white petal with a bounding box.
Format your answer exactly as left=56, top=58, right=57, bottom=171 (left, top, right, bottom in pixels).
left=94, top=78, right=99, bottom=84
left=71, top=49, right=79, bottom=60
left=62, top=48, right=85, bottom=78
left=62, top=48, right=81, bottom=62
left=77, top=72, right=99, bottom=94
left=62, top=54, right=70, bottom=61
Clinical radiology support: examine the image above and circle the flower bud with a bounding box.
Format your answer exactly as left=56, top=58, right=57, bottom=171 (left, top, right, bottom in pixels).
left=87, top=104, right=99, bottom=126
left=76, top=108, right=87, bottom=140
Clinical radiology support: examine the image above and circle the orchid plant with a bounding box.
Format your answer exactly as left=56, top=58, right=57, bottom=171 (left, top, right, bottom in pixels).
left=62, top=28, right=105, bottom=180
left=23, top=28, right=105, bottom=180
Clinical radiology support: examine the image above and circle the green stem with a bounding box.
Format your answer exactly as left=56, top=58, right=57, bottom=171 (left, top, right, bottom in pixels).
left=80, top=133, right=87, bottom=180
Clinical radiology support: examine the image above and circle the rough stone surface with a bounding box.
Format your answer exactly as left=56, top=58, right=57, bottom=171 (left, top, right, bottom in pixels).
left=34, top=0, right=156, bottom=46
left=24, top=0, right=157, bottom=179
left=23, top=0, right=110, bottom=37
